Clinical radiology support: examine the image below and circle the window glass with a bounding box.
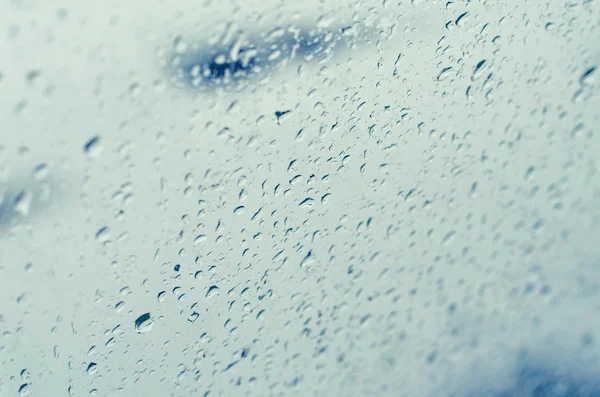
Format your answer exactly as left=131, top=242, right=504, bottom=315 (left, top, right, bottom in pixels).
left=1, top=1, right=599, bottom=396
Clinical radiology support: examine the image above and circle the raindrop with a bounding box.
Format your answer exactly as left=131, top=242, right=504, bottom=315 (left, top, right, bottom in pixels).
left=18, top=383, right=29, bottom=395
left=20, top=369, right=30, bottom=379
left=437, top=66, right=453, bottom=81
left=13, top=190, right=32, bottom=216
left=472, top=59, right=487, bottom=80
left=134, top=313, right=153, bottom=334
left=298, top=197, right=314, bottom=208
left=83, top=136, right=102, bottom=157
left=86, top=362, right=98, bottom=375
left=580, top=66, right=596, bottom=85
left=194, top=234, right=207, bottom=245
left=173, top=35, right=187, bottom=54
left=275, top=110, right=292, bottom=125
left=206, top=285, right=220, bottom=298
left=455, top=11, right=469, bottom=26
left=95, top=227, right=111, bottom=244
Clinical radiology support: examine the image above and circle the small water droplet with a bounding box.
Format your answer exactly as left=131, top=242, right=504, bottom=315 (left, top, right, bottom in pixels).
left=298, top=197, right=314, bottom=208
left=437, top=66, right=453, bottom=81
left=115, top=301, right=125, bottom=313
left=18, top=383, right=29, bottom=395
left=194, top=234, right=206, bottom=245
left=472, top=59, right=487, bottom=80
left=83, top=136, right=102, bottom=157
left=274, top=110, right=292, bottom=125
left=32, top=163, right=48, bottom=179
left=173, top=35, right=187, bottom=54
left=95, top=227, right=111, bottom=244
left=14, top=190, right=32, bottom=216
left=580, top=66, right=596, bottom=85
left=206, top=285, right=220, bottom=298
left=86, top=362, right=98, bottom=375
left=455, top=11, right=469, bottom=26
left=25, top=70, right=42, bottom=85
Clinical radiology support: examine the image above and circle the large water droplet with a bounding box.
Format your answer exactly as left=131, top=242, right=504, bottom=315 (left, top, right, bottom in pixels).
left=18, top=383, right=29, bottom=395
left=134, top=313, right=153, bottom=334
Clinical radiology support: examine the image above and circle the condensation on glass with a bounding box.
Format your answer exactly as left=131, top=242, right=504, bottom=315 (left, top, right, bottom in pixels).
left=0, top=0, right=599, bottom=396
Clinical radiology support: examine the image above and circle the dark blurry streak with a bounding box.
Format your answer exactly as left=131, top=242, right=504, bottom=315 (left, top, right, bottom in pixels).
left=0, top=180, right=53, bottom=231
left=461, top=352, right=600, bottom=397
left=169, top=24, right=361, bottom=91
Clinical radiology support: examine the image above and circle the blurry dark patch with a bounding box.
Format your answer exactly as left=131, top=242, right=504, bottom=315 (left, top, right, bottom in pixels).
left=0, top=179, right=54, bottom=230
left=1, top=189, right=24, bottom=228
left=499, top=366, right=599, bottom=396
left=462, top=352, right=600, bottom=397
left=83, top=136, right=101, bottom=153
left=169, top=24, right=358, bottom=91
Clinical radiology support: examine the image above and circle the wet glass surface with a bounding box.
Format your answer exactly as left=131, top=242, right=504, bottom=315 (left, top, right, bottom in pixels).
left=0, top=0, right=599, bottom=396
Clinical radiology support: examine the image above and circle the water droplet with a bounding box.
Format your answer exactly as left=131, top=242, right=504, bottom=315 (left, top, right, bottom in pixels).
left=455, top=11, right=469, bottom=26
left=173, top=35, right=187, bottom=54
left=298, top=197, right=314, bottom=208
left=437, top=66, right=453, bottom=81
left=14, top=190, right=32, bottom=216
left=275, top=110, right=292, bottom=125
left=193, top=234, right=206, bottom=245
left=472, top=59, right=487, bottom=80
left=86, top=362, right=98, bottom=375
left=206, top=285, right=220, bottom=298
left=134, top=313, right=153, bottom=334
left=580, top=66, right=596, bottom=85
left=18, top=383, right=29, bottom=395
left=95, top=227, right=111, bottom=244
left=83, top=136, right=102, bottom=157
left=188, top=312, right=200, bottom=323
left=32, top=163, right=48, bottom=179
left=115, top=301, right=125, bottom=313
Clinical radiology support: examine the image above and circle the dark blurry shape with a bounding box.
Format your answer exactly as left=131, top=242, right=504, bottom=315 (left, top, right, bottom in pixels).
left=502, top=366, right=599, bottom=397
left=170, top=24, right=360, bottom=91
left=463, top=354, right=600, bottom=397
left=274, top=109, right=292, bottom=125
left=0, top=177, right=55, bottom=231
left=0, top=187, right=32, bottom=229
left=0, top=196, right=9, bottom=227
left=83, top=136, right=101, bottom=154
